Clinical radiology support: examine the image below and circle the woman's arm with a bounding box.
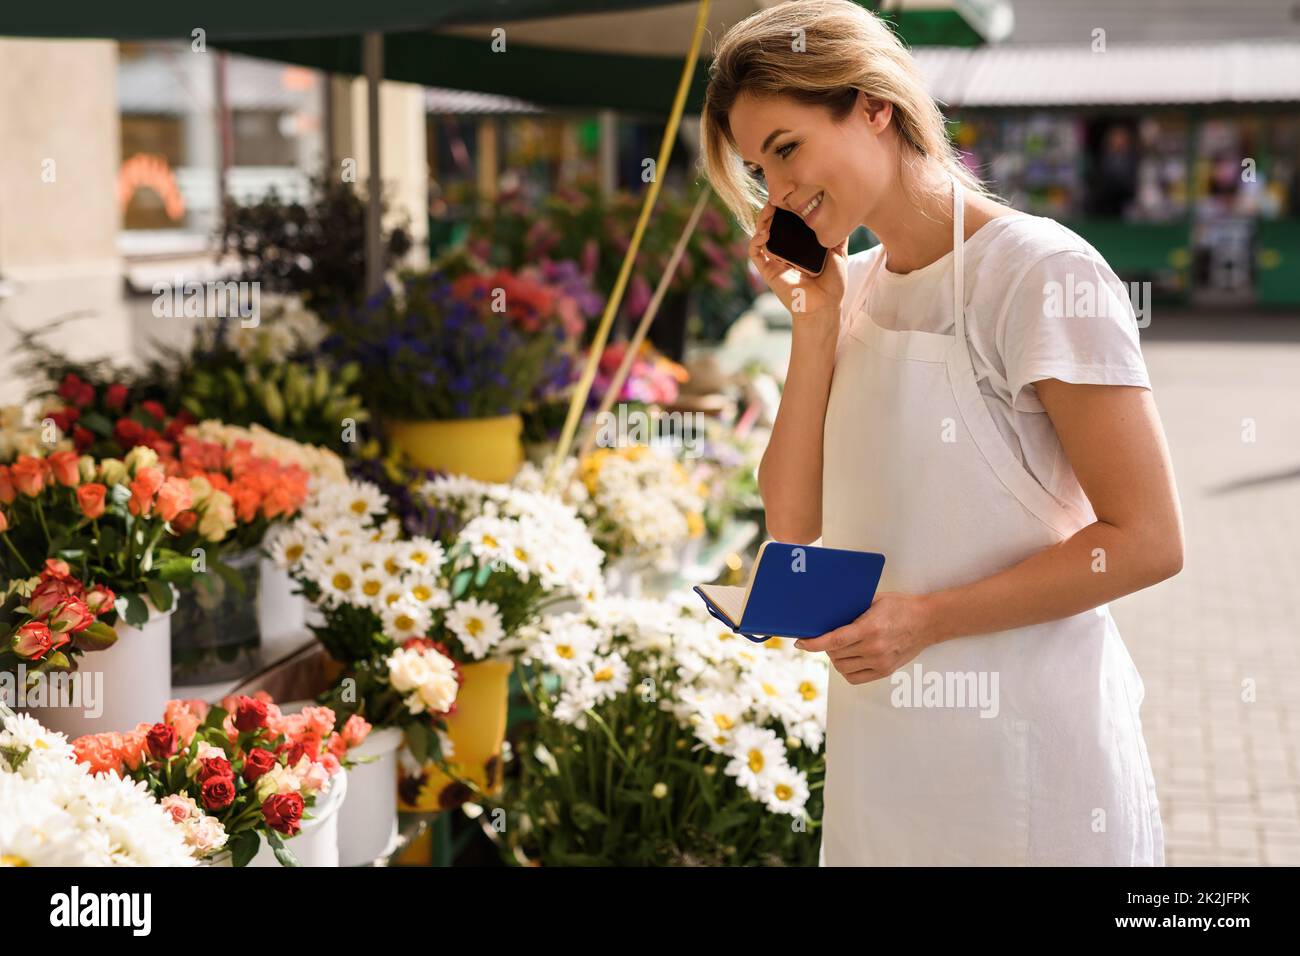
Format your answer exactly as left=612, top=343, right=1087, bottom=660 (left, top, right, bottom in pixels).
left=758, top=310, right=839, bottom=543
left=795, top=381, right=1184, bottom=681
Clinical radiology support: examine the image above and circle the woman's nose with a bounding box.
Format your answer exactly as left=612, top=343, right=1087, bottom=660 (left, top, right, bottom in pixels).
left=766, top=173, right=797, bottom=210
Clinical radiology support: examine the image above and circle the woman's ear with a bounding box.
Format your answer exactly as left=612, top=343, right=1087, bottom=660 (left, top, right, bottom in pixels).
left=858, top=91, right=893, bottom=132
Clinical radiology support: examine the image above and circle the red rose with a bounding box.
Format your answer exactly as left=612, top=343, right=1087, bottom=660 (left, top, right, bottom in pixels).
left=48, top=407, right=79, bottom=433
left=232, top=695, right=269, bottom=732
left=171, top=510, right=198, bottom=535
left=113, top=417, right=145, bottom=449
left=0, top=466, right=14, bottom=504
left=242, top=747, right=277, bottom=784
left=140, top=400, right=167, bottom=423
left=76, top=482, right=107, bottom=520
left=72, top=426, right=94, bottom=453
left=200, top=773, right=236, bottom=811
left=262, top=792, right=304, bottom=836
left=105, top=384, right=128, bottom=411
left=11, top=621, right=53, bottom=659
left=197, top=755, right=234, bottom=783
left=286, top=730, right=323, bottom=768
left=56, top=373, right=84, bottom=403
left=146, top=722, right=177, bottom=760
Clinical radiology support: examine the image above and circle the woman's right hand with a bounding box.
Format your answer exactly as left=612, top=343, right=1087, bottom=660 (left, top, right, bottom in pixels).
left=748, top=201, right=849, bottom=320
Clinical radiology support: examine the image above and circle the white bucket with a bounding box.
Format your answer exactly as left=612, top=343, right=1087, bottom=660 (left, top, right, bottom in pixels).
left=257, top=558, right=306, bottom=641
left=337, top=725, right=404, bottom=866
left=27, top=596, right=175, bottom=738
left=249, top=768, right=348, bottom=867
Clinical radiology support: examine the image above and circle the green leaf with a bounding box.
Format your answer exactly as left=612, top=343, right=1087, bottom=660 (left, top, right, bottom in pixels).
left=72, top=620, right=119, bottom=652
left=211, top=559, right=248, bottom=595
left=78, top=411, right=115, bottom=437
left=157, top=556, right=197, bottom=585
left=407, top=725, right=429, bottom=763
left=230, top=830, right=260, bottom=868
left=121, top=592, right=149, bottom=628
left=273, top=844, right=300, bottom=867
left=145, top=579, right=173, bottom=613
left=474, top=561, right=493, bottom=588
left=451, top=569, right=472, bottom=599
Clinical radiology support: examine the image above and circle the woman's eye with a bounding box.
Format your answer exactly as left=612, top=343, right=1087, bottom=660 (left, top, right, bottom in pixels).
left=775, top=141, right=798, bottom=159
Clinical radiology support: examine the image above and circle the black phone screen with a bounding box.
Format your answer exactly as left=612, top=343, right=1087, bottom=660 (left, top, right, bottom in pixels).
left=765, top=206, right=829, bottom=274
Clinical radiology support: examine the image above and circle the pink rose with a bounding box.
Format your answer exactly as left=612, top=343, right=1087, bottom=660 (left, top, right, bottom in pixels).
left=11, top=621, right=53, bottom=659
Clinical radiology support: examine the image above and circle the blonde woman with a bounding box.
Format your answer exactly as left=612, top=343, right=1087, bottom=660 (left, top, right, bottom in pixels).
left=701, top=0, right=1182, bottom=866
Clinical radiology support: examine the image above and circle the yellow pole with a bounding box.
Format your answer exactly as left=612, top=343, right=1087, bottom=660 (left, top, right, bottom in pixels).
left=579, top=187, right=712, bottom=459
left=545, top=0, right=712, bottom=492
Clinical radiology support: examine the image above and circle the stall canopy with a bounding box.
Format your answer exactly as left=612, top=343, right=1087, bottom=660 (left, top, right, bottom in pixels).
left=1, top=1, right=1012, bottom=112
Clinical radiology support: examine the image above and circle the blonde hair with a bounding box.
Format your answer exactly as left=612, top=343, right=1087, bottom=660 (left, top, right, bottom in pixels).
left=700, top=0, right=990, bottom=233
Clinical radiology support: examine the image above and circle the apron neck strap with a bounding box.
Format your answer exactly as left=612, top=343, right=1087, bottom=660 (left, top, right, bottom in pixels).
left=952, top=174, right=967, bottom=348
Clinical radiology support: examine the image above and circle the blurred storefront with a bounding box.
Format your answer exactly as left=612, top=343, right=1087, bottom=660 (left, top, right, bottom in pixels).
left=916, top=41, right=1300, bottom=307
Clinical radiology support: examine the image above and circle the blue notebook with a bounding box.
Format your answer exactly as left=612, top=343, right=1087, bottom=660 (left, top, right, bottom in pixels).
left=692, top=541, right=886, bottom=644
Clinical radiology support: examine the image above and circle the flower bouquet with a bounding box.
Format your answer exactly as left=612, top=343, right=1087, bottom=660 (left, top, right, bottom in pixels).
left=0, top=705, right=196, bottom=866
left=71, top=693, right=369, bottom=866
left=1, top=560, right=118, bottom=682
left=35, top=371, right=195, bottom=461
left=515, top=447, right=706, bottom=583
left=269, top=473, right=604, bottom=809
left=501, top=595, right=827, bottom=866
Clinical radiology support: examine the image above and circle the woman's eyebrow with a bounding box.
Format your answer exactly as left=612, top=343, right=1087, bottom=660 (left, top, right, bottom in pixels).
left=760, top=128, right=791, bottom=153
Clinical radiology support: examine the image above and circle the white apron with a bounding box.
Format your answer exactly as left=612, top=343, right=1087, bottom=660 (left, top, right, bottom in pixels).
left=818, top=176, right=1165, bottom=866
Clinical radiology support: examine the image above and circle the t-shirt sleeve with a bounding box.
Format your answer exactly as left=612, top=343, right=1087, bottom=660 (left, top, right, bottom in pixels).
left=996, top=248, right=1152, bottom=413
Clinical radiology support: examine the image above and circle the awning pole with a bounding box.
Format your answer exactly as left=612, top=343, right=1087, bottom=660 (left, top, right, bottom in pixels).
left=545, top=0, right=712, bottom=491
left=364, top=32, right=384, bottom=297
left=578, top=187, right=712, bottom=460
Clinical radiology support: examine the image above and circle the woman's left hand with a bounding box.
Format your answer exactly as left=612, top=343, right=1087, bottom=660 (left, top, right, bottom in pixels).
left=793, top=592, right=938, bottom=684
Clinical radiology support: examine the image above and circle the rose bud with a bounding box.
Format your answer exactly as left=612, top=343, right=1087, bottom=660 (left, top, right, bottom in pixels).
left=11, top=621, right=53, bottom=659
left=171, top=510, right=198, bottom=535
left=232, top=695, right=269, bottom=732
left=105, top=383, right=128, bottom=411
left=41, top=558, right=72, bottom=581
left=56, top=373, right=84, bottom=403
left=47, top=451, right=81, bottom=488
left=48, top=598, right=94, bottom=634
left=83, top=585, right=117, bottom=617
left=76, top=482, right=107, bottom=520
left=200, top=774, right=236, bottom=812
left=146, top=723, right=178, bottom=760
left=10, top=457, right=49, bottom=497
left=242, top=747, right=277, bottom=784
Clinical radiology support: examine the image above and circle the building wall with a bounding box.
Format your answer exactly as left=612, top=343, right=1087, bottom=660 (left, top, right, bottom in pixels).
left=0, top=39, right=130, bottom=404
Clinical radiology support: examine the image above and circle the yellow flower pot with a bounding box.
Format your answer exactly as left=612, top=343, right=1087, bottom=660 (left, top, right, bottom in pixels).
left=400, top=659, right=512, bottom=812
left=386, top=415, right=524, bottom=483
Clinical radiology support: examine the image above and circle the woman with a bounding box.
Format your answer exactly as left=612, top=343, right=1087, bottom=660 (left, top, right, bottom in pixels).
left=700, top=0, right=1182, bottom=866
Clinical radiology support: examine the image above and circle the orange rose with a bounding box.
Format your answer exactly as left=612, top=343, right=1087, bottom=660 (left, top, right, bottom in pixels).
left=47, top=450, right=81, bottom=488
left=10, top=456, right=49, bottom=497
left=127, top=466, right=165, bottom=517
left=0, top=465, right=15, bottom=504
left=76, top=482, right=107, bottom=520
left=155, top=476, right=194, bottom=523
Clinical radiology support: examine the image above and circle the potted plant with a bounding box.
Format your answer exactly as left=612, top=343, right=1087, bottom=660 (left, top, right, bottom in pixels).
left=70, top=693, right=368, bottom=866
left=322, top=269, right=580, bottom=483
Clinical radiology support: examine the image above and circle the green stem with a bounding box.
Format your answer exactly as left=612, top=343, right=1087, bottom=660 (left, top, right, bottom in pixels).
left=33, top=499, right=51, bottom=548
left=2, top=531, right=33, bottom=576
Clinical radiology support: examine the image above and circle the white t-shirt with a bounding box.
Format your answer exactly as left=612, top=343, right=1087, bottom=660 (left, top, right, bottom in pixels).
left=837, top=213, right=1151, bottom=523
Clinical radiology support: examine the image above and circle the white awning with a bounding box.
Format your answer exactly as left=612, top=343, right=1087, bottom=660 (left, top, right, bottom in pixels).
left=912, top=41, right=1300, bottom=108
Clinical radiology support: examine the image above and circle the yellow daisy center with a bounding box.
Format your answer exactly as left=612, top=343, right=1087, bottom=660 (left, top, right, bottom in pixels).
left=465, top=617, right=484, bottom=637
left=556, top=644, right=575, bottom=659
left=798, top=681, right=818, bottom=701
left=747, top=749, right=764, bottom=773
left=362, top=580, right=382, bottom=597
left=774, top=783, right=793, bottom=801
left=383, top=556, right=402, bottom=575
left=713, top=714, right=734, bottom=731
left=593, top=666, right=614, bottom=682
left=285, top=544, right=304, bottom=562
left=481, top=535, right=498, bottom=550
left=411, top=584, right=433, bottom=602
left=349, top=499, right=368, bottom=515
left=331, top=572, right=353, bottom=591
left=410, top=550, right=429, bottom=565
left=394, top=614, right=416, bottom=631
left=762, top=682, right=778, bottom=697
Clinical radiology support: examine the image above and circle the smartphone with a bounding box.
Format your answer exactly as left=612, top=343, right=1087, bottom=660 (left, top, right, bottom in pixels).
left=765, top=206, right=829, bottom=277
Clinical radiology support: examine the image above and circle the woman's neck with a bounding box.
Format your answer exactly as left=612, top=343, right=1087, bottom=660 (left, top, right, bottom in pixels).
left=864, top=173, right=956, bottom=276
